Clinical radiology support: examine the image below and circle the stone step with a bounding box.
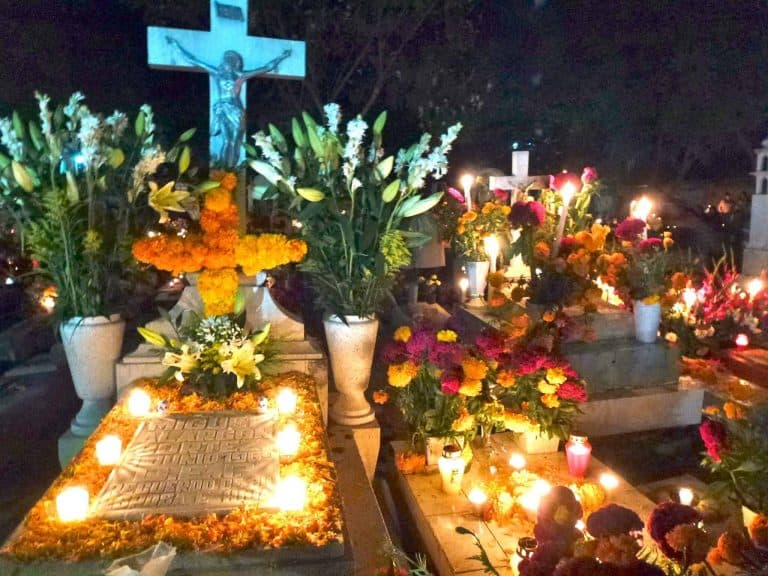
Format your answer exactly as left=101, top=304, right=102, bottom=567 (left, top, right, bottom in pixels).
left=529, top=302, right=635, bottom=342
left=563, top=338, right=679, bottom=395
left=575, top=385, right=703, bottom=437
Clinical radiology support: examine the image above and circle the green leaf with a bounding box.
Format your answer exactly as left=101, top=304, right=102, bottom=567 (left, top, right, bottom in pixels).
left=306, top=124, right=324, bottom=158
left=381, top=179, right=400, bottom=203
left=249, top=160, right=282, bottom=186
left=28, top=121, right=44, bottom=151
left=297, top=187, right=325, bottom=202
left=178, top=127, right=196, bottom=142
left=244, top=142, right=258, bottom=157
left=108, top=148, right=125, bottom=168
left=734, top=461, right=762, bottom=473
left=233, top=289, right=245, bottom=316
left=375, top=156, right=394, bottom=180
left=137, top=326, right=167, bottom=348
left=373, top=110, right=387, bottom=135
left=251, top=323, right=271, bottom=346
left=268, top=123, right=287, bottom=153
left=65, top=171, right=79, bottom=202
left=134, top=110, right=145, bottom=136
left=302, top=111, right=319, bottom=132
left=178, top=145, right=191, bottom=175
left=0, top=152, right=10, bottom=171
left=292, top=118, right=306, bottom=147
left=197, top=180, right=221, bottom=192
left=11, top=161, right=34, bottom=192
left=401, top=191, right=444, bottom=218
left=12, top=111, right=25, bottom=141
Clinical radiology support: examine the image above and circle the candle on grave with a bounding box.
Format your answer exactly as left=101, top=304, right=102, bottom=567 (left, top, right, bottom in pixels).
left=277, top=424, right=301, bottom=458
left=552, top=182, right=577, bottom=257
left=747, top=278, right=764, bottom=301
left=630, top=196, right=652, bottom=239
left=95, top=435, right=122, bottom=466
left=127, top=389, right=151, bottom=417
left=271, top=475, right=307, bottom=512
left=484, top=235, right=500, bottom=274
left=459, top=277, right=469, bottom=303
left=682, top=288, right=697, bottom=310
left=56, top=486, right=89, bottom=522
left=509, top=452, right=527, bottom=471
left=467, top=487, right=488, bottom=516
left=679, top=487, right=694, bottom=506
left=565, top=434, right=592, bottom=479
left=735, top=333, right=750, bottom=348
left=599, top=472, right=620, bottom=491
left=276, top=388, right=298, bottom=415
left=461, top=174, right=474, bottom=212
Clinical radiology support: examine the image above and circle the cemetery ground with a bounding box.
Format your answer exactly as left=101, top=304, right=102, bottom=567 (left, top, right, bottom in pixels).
left=0, top=308, right=759, bottom=562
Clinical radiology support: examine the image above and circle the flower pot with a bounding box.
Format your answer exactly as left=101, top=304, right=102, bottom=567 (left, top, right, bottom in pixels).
left=466, top=261, right=490, bottom=308
left=324, top=314, right=378, bottom=426
left=633, top=299, right=661, bottom=343
left=425, top=436, right=446, bottom=467
left=518, top=430, right=560, bottom=454
left=60, top=314, right=125, bottom=437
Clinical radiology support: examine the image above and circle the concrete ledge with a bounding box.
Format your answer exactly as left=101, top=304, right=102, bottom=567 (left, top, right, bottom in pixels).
left=575, top=385, right=704, bottom=436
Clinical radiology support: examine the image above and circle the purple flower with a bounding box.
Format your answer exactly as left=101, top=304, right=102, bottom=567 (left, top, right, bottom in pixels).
left=429, top=341, right=464, bottom=368
left=406, top=329, right=435, bottom=358
left=476, top=332, right=505, bottom=361
left=700, top=418, right=728, bottom=462
left=615, top=218, right=646, bottom=241
left=493, top=188, right=510, bottom=202
left=581, top=166, right=599, bottom=185
left=440, top=372, right=461, bottom=395
left=446, top=187, right=465, bottom=204
left=509, top=201, right=546, bottom=228
left=380, top=341, right=408, bottom=363
left=638, top=237, right=663, bottom=252
left=647, top=501, right=701, bottom=560
left=586, top=504, right=643, bottom=538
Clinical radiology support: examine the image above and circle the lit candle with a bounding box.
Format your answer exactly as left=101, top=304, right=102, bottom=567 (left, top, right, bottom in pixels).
left=461, top=174, right=474, bottom=212
left=735, top=333, right=750, bottom=348
left=127, top=389, right=151, bottom=417
left=467, top=487, right=488, bottom=516
left=276, top=388, right=298, bottom=415
left=599, top=473, right=619, bottom=491
left=270, top=475, right=307, bottom=512
left=484, top=235, right=500, bottom=274
left=682, top=288, right=697, bottom=310
left=277, top=424, right=301, bottom=459
left=679, top=487, right=694, bottom=506
left=630, top=196, right=652, bottom=239
left=575, top=519, right=586, bottom=533
left=519, top=490, right=541, bottom=519
left=532, top=479, right=552, bottom=496
left=565, top=434, right=592, bottom=479
left=552, top=181, right=577, bottom=257
left=509, top=452, right=527, bottom=471
left=747, top=278, right=764, bottom=301
left=95, top=435, right=122, bottom=466
left=56, top=486, right=89, bottom=522
left=438, top=444, right=465, bottom=495
left=459, top=277, right=469, bottom=303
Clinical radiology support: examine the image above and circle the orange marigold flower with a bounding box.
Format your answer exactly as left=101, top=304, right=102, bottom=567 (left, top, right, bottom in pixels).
left=670, top=272, right=689, bottom=291
left=198, top=267, right=239, bottom=316
left=462, top=357, right=488, bottom=380
left=459, top=379, right=482, bottom=397
left=204, top=187, right=233, bottom=212
left=200, top=204, right=239, bottom=233
left=503, top=411, right=535, bottom=433
left=542, top=310, right=556, bottom=323
left=534, top=241, right=551, bottom=260
left=496, top=370, right=516, bottom=388
left=373, top=390, right=389, bottom=405
left=395, top=451, right=426, bottom=474
left=235, top=234, right=307, bottom=276
left=210, top=170, right=238, bottom=192
left=393, top=326, right=412, bottom=343
left=723, top=401, right=744, bottom=420
left=750, top=514, right=768, bottom=548
left=388, top=360, right=419, bottom=388
left=541, top=393, right=561, bottom=408
left=452, top=407, right=476, bottom=431
left=703, top=405, right=721, bottom=416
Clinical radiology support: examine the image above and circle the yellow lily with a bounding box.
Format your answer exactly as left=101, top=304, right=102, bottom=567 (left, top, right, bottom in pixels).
left=148, top=180, right=190, bottom=223
left=220, top=340, right=265, bottom=388
left=162, top=344, right=198, bottom=380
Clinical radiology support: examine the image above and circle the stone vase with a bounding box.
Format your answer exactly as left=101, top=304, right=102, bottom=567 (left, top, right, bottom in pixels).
left=633, top=299, right=661, bottom=343
left=324, top=315, right=378, bottom=426
left=518, top=430, right=560, bottom=454
left=60, top=314, right=125, bottom=437
left=465, top=260, right=490, bottom=308
left=424, top=436, right=446, bottom=467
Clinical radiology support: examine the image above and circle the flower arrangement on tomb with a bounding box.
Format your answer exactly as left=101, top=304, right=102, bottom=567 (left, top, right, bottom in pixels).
left=663, top=257, right=768, bottom=356
left=451, top=197, right=512, bottom=262
left=614, top=217, right=675, bottom=305
left=1, top=372, right=343, bottom=562
left=132, top=170, right=307, bottom=316
left=137, top=314, right=271, bottom=395
left=248, top=103, right=461, bottom=319
left=379, top=326, right=514, bottom=446
left=699, top=402, right=768, bottom=516
left=0, top=92, right=192, bottom=318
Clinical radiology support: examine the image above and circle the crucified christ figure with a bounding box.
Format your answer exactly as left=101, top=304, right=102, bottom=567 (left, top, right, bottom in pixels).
left=167, top=36, right=291, bottom=167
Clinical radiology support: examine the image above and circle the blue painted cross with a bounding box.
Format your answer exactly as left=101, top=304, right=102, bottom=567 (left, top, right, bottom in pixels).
left=147, top=0, right=305, bottom=167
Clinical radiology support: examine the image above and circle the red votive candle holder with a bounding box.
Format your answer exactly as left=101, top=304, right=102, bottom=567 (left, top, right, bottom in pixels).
left=565, top=434, right=592, bottom=478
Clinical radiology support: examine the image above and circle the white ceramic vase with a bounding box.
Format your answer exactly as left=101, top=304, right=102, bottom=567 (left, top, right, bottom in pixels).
left=519, top=430, right=560, bottom=454
left=324, top=315, right=378, bottom=426
left=465, top=261, right=490, bottom=308
left=633, top=299, right=661, bottom=343
left=60, top=314, right=125, bottom=437
left=425, top=436, right=447, bottom=467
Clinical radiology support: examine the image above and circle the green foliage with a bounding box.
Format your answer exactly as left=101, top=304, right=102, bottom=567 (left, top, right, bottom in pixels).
left=455, top=527, right=502, bottom=576
left=248, top=105, right=461, bottom=318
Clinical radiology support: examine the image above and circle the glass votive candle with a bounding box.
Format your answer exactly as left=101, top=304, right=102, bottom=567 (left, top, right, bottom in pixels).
left=509, top=452, right=527, bottom=471
left=276, top=388, right=298, bottom=415
left=438, top=444, right=464, bottom=495
left=56, top=486, right=89, bottom=522
left=127, top=388, right=151, bottom=417
left=467, top=487, right=488, bottom=516
left=277, top=424, right=301, bottom=459
left=679, top=487, right=694, bottom=506
left=565, top=434, right=592, bottom=478
left=600, top=472, right=620, bottom=491
left=95, top=435, right=122, bottom=466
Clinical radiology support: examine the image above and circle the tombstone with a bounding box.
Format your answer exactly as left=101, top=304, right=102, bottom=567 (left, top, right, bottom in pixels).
left=489, top=150, right=549, bottom=280
left=742, top=134, right=768, bottom=275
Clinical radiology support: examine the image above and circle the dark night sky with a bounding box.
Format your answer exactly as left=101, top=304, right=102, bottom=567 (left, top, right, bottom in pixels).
left=1, top=0, right=767, bottom=183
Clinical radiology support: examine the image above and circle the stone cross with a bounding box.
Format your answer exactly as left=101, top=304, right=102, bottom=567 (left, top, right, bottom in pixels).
left=489, top=150, right=548, bottom=200
left=147, top=0, right=305, bottom=167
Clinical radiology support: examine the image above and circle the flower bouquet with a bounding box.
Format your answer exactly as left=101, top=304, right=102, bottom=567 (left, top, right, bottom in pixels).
left=451, top=197, right=511, bottom=263
left=700, top=403, right=768, bottom=516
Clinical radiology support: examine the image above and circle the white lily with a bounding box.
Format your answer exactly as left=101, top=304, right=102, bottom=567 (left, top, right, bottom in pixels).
left=220, top=340, right=265, bottom=389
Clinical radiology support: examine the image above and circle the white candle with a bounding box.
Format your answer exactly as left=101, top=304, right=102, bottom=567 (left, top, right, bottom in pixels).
left=95, top=435, right=122, bottom=466
left=630, top=196, right=652, bottom=239
left=459, top=277, right=469, bottom=302
left=467, top=487, right=488, bottom=515
left=508, top=452, right=527, bottom=471
left=747, top=278, right=764, bottom=300
left=682, top=288, right=697, bottom=310
left=679, top=487, right=694, bottom=506
left=519, top=490, right=541, bottom=519
left=461, top=174, right=474, bottom=212
left=484, top=235, right=500, bottom=274
left=127, top=389, right=151, bottom=417
left=270, top=476, right=307, bottom=512
left=276, top=388, right=298, bottom=415
left=599, top=472, right=620, bottom=491
left=277, top=424, right=301, bottom=458
left=56, top=486, right=89, bottom=522
left=552, top=182, right=576, bottom=257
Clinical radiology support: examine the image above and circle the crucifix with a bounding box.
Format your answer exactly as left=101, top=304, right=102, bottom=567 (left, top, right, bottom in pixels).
left=146, top=0, right=306, bottom=168
left=489, top=150, right=548, bottom=202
